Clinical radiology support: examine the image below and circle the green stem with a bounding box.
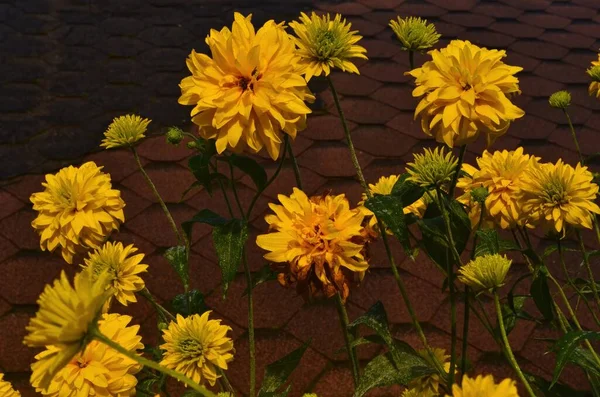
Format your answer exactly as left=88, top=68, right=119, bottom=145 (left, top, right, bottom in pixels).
left=286, top=137, right=303, bottom=190
left=218, top=368, right=235, bottom=395
left=576, top=229, right=600, bottom=308
left=449, top=145, right=467, bottom=197
left=562, top=109, right=585, bottom=164
left=242, top=253, right=256, bottom=397
left=408, top=50, right=415, bottom=69
left=335, top=292, right=360, bottom=386
left=212, top=161, right=235, bottom=218
left=140, top=288, right=176, bottom=322
left=493, top=293, right=536, bottom=397
left=228, top=160, right=245, bottom=218
left=92, top=329, right=217, bottom=397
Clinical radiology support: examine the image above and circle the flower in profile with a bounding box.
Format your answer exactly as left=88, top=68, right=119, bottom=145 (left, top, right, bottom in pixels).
left=407, top=40, right=525, bottom=148
left=24, top=270, right=113, bottom=389
left=32, top=313, right=143, bottom=396
left=549, top=90, right=571, bottom=109
left=0, top=374, right=20, bottom=397
left=82, top=242, right=148, bottom=306
left=256, top=188, right=369, bottom=302
left=409, top=348, right=451, bottom=394
left=588, top=55, right=600, bottom=98
left=407, top=147, right=458, bottom=189
left=457, top=148, right=539, bottom=229
left=520, top=160, right=600, bottom=233
left=101, top=114, right=151, bottom=149
left=448, top=374, right=519, bottom=397
left=30, top=162, right=125, bottom=264
left=389, top=16, right=440, bottom=52
left=160, top=311, right=234, bottom=387
left=179, top=13, right=314, bottom=160
left=289, top=12, right=368, bottom=81
left=458, top=254, right=511, bottom=292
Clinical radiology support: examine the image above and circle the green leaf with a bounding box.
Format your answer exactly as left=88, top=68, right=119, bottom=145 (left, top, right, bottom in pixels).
left=182, top=209, right=228, bottom=242
left=213, top=219, right=248, bottom=298
left=569, top=347, right=600, bottom=378
left=474, top=229, right=518, bottom=257
left=391, top=174, right=424, bottom=206
left=164, top=246, right=188, bottom=290
left=136, top=374, right=165, bottom=396
left=525, top=372, right=588, bottom=397
left=171, top=290, right=208, bottom=317
left=243, top=264, right=278, bottom=296
left=188, top=154, right=212, bottom=194
left=530, top=266, right=554, bottom=321
left=499, top=296, right=533, bottom=336
left=353, top=345, right=435, bottom=397
left=551, top=330, right=600, bottom=387
left=364, top=195, right=411, bottom=253
left=228, top=154, right=267, bottom=190
left=258, top=342, right=309, bottom=396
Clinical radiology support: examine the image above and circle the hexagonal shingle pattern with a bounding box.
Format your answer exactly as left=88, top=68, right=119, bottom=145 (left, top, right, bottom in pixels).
left=2, top=0, right=600, bottom=395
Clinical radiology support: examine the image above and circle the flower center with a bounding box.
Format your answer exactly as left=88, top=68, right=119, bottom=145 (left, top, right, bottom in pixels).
left=544, top=179, right=569, bottom=205
left=315, top=29, right=339, bottom=60
left=179, top=338, right=204, bottom=357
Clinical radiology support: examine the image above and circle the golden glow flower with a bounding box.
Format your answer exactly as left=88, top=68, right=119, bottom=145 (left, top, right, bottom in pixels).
left=32, top=313, right=143, bottom=396
left=24, top=270, right=113, bottom=389
left=407, top=40, right=525, bottom=148
left=82, top=242, right=148, bottom=306
left=447, top=374, right=519, bottom=397
left=588, top=55, right=600, bottom=98
left=457, top=148, right=538, bottom=229
left=160, top=311, right=234, bottom=387
left=179, top=13, right=314, bottom=160
left=289, top=12, right=367, bottom=81
left=409, top=348, right=451, bottom=394
left=389, top=16, right=440, bottom=52
left=0, top=374, right=20, bottom=397
left=548, top=90, right=571, bottom=109
left=458, top=254, right=511, bottom=292
left=407, top=147, right=458, bottom=189
left=520, top=160, right=600, bottom=233
left=30, top=161, right=125, bottom=264
left=101, top=114, right=151, bottom=149
left=256, top=188, right=369, bottom=301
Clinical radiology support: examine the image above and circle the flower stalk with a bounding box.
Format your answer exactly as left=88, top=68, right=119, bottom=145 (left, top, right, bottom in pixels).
left=335, top=292, right=360, bottom=386
left=287, top=138, right=303, bottom=190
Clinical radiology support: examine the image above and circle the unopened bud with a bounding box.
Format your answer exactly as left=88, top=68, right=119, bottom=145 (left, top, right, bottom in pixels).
left=470, top=186, right=489, bottom=204
left=166, top=126, right=184, bottom=145
left=548, top=90, right=571, bottom=109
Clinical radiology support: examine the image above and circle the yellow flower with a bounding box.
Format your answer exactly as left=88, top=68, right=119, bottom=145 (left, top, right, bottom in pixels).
left=409, top=348, right=451, bottom=394
left=447, top=374, right=519, bottom=397
left=24, top=270, right=113, bottom=389
left=407, top=147, right=458, bottom=189
left=389, top=16, right=440, bottom=52
left=100, top=114, right=151, bottom=149
left=30, top=161, right=125, bottom=264
left=407, top=40, right=525, bottom=148
left=458, top=254, right=511, bottom=292
left=520, top=160, right=600, bottom=233
left=289, top=12, right=367, bottom=81
left=179, top=13, right=314, bottom=160
left=588, top=55, right=600, bottom=98
left=256, top=188, right=369, bottom=302
left=32, top=313, right=143, bottom=396
left=457, top=148, right=539, bottom=229
left=82, top=242, right=148, bottom=306
left=160, top=311, right=234, bottom=387
left=0, top=373, right=20, bottom=397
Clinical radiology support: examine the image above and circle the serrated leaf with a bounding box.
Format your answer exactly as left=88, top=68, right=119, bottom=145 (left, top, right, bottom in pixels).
left=364, top=195, right=411, bottom=253
left=182, top=209, right=228, bottom=242
left=213, top=219, right=248, bottom=298
left=171, top=290, right=207, bottom=317
left=243, top=264, right=278, bottom=296
left=550, top=330, right=600, bottom=387
left=530, top=266, right=554, bottom=321
left=164, top=246, right=188, bottom=290
left=391, top=174, right=424, bottom=206
left=258, top=342, right=309, bottom=396
left=228, top=154, right=267, bottom=190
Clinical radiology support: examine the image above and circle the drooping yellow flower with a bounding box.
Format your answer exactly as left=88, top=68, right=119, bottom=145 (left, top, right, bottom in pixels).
left=32, top=313, right=143, bottom=396
left=407, top=40, right=525, bottom=148
left=409, top=348, right=451, bottom=394
left=160, top=312, right=234, bottom=387
left=520, top=160, right=600, bottom=233
left=389, top=16, right=440, bottom=52
left=0, top=374, right=20, bottom=397
left=24, top=270, right=113, bottom=389
left=588, top=55, right=600, bottom=99
left=82, top=242, right=148, bottom=306
left=289, top=12, right=367, bottom=81
left=447, top=374, right=519, bottom=397
left=458, top=254, right=512, bottom=293
left=179, top=13, right=314, bottom=160
left=101, top=114, right=151, bottom=149
left=30, top=161, right=125, bottom=264
left=407, top=147, right=458, bottom=189
left=457, top=148, right=539, bottom=229
left=256, top=188, right=369, bottom=302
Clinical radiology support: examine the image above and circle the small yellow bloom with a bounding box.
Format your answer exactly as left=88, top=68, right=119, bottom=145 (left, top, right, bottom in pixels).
left=548, top=90, right=571, bottom=109
left=0, top=373, right=20, bottom=397
left=458, top=254, right=511, bottom=292
left=32, top=313, right=144, bottom=396
left=24, top=271, right=113, bottom=389
left=256, top=188, right=369, bottom=302
left=30, top=161, right=125, bottom=264
left=82, top=241, right=148, bottom=306
left=447, top=374, right=519, bottom=397
left=588, top=55, right=600, bottom=98
left=520, top=160, right=600, bottom=233
left=389, top=16, right=440, bottom=52
left=179, top=13, right=314, bottom=160
left=409, top=348, right=451, bottom=394
left=407, top=147, right=458, bottom=189
left=101, top=114, right=150, bottom=149
left=289, top=12, right=367, bottom=81
left=160, top=312, right=234, bottom=387
left=407, top=40, right=525, bottom=148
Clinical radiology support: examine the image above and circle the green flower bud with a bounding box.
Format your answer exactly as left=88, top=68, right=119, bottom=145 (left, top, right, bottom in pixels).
left=389, top=16, right=440, bottom=53
left=470, top=186, right=489, bottom=204
left=186, top=141, right=199, bottom=150
left=158, top=321, right=168, bottom=331
left=587, top=65, right=600, bottom=82
left=166, top=126, right=185, bottom=145
left=406, top=147, right=458, bottom=189
left=548, top=90, right=571, bottom=109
